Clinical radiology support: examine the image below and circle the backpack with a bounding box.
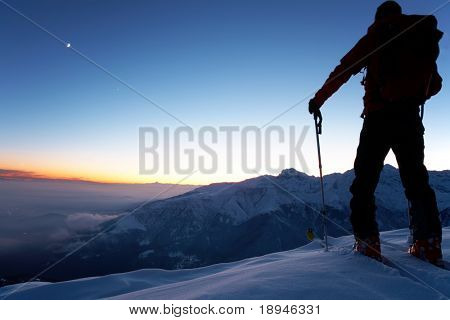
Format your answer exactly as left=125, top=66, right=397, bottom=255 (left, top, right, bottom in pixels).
left=368, top=14, right=443, bottom=104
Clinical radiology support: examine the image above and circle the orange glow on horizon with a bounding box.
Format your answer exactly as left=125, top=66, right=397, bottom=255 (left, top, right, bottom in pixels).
left=0, top=166, right=201, bottom=185
left=0, top=162, right=259, bottom=186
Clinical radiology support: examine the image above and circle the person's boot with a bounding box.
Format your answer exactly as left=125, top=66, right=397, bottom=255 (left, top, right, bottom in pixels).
left=354, top=235, right=382, bottom=261
left=408, top=236, right=443, bottom=266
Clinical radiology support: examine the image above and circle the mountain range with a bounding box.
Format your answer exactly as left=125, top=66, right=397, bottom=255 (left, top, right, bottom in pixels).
left=28, top=165, right=450, bottom=283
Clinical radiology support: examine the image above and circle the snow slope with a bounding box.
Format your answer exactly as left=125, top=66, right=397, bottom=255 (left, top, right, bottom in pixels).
left=2, top=227, right=450, bottom=300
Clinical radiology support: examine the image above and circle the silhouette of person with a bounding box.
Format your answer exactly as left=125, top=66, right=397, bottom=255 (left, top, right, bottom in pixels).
left=308, top=1, right=443, bottom=264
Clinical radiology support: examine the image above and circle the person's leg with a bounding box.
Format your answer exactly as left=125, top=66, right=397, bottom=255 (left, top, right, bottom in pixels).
left=350, top=112, right=390, bottom=240
left=391, top=109, right=442, bottom=242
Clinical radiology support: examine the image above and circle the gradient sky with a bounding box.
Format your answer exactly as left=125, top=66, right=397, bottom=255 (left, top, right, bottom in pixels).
left=1, top=0, right=449, bottom=184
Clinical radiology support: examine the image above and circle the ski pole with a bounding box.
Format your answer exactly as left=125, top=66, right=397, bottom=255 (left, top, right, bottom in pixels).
left=406, top=199, right=413, bottom=245
left=313, top=110, right=328, bottom=252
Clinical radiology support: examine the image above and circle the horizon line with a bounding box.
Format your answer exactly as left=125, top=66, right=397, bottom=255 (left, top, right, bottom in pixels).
left=1, top=164, right=448, bottom=186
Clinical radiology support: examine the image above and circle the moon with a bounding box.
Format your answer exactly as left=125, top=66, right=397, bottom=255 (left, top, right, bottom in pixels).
left=66, top=43, right=71, bottom=48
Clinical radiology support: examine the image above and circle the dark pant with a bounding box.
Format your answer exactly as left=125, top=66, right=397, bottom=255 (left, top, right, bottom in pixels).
left=350, top=104, right=442, bottom=241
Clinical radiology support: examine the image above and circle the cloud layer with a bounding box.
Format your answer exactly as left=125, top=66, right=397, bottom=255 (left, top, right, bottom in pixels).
left=0, top=169, right=45, bottom=180
left=66, top=213, right=119, bottom=232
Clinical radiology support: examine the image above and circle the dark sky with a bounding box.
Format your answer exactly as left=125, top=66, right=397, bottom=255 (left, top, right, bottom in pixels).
left=1, top=0, right=449, bottom=184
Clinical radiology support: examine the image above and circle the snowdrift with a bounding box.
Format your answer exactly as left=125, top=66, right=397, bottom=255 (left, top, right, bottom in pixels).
left=1, top=227, right=449, bottom=300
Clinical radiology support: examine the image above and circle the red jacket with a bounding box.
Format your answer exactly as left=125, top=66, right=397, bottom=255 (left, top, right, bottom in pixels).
left=313, top=14, right=442, bottom=115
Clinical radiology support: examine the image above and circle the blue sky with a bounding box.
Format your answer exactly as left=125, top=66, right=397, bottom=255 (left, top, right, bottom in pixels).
left=0, top=0, right=449, bottom=184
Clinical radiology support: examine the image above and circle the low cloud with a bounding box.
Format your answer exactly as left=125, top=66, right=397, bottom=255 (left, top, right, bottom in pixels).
left=66, top=213, right=119, bottom=232
left=0, top=213, right=120, bottom=255
left=48, top=228, right=72, bottom=242
left=0, top=169, right=44, bottom=180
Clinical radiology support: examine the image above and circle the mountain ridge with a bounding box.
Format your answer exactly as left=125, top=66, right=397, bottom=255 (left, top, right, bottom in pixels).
left=3, top=165, right=449, bottom=285
left=35, top=165, right=450, bottom=282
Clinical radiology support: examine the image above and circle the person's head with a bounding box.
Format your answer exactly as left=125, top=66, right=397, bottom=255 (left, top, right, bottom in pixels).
left=375, top=1, right=402, bottom=21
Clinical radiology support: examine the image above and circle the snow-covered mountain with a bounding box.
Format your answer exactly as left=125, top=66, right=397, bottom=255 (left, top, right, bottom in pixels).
left=35, top=165, right=450, bottom=282
left=2, top=227, right=450, bottom=299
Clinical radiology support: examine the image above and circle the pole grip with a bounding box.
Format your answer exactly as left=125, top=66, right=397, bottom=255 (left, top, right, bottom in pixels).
left=314, top=110, right=323, bottom=135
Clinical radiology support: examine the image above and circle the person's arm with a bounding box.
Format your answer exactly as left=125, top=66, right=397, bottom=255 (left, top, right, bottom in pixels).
left=310, top=35, right=370, bottom=112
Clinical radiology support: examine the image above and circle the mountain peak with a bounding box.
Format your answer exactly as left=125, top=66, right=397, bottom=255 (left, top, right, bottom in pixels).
left=278, top=168, right=308, bottom=178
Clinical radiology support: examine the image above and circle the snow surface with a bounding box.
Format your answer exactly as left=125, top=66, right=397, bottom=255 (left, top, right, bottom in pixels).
left=2, top=227, right=450, bottom=300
